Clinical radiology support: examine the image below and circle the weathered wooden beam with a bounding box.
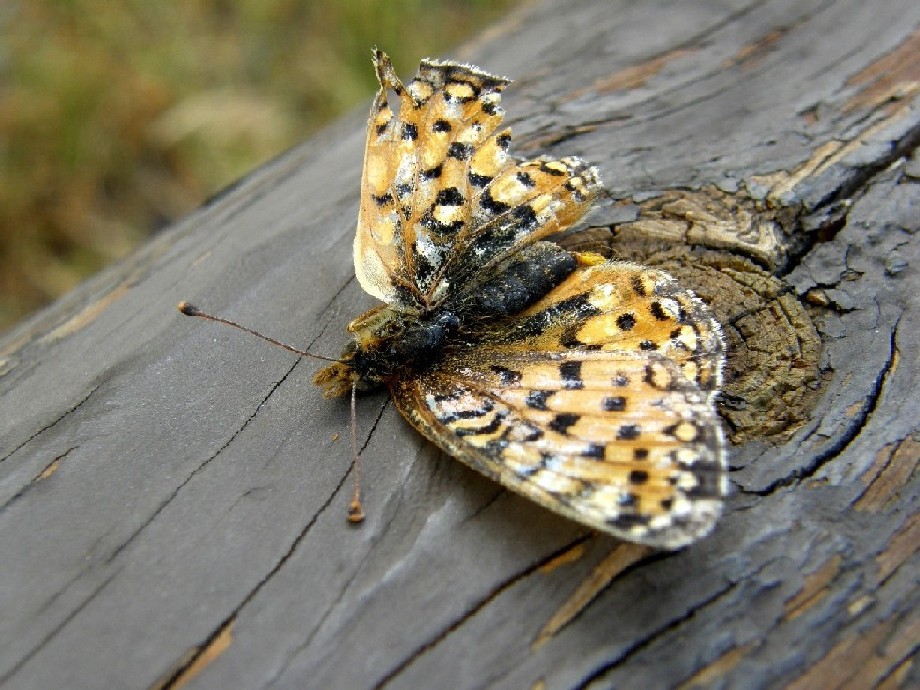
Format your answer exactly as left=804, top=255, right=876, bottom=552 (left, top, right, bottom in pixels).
left=1, top=1, right=918, bottom=688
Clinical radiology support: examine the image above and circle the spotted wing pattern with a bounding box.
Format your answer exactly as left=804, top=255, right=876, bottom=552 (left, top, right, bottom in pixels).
left=390, top=262, right=727, bottom=548
left=354, top=50, right=600, bottom=310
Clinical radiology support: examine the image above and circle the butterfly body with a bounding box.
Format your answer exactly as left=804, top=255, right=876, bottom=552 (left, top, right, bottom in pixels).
left=313, top=50, right=728, bottom=549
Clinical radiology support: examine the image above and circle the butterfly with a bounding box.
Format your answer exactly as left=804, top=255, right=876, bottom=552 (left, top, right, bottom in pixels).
left=307, top=50, right=728, bottom=549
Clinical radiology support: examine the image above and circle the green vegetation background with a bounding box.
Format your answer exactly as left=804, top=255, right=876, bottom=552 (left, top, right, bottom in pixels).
left=0, top=0, right=517, bottom=333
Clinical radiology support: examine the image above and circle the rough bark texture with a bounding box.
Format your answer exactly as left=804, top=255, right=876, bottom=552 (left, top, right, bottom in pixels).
left=2, top=1, right=918, bottom=688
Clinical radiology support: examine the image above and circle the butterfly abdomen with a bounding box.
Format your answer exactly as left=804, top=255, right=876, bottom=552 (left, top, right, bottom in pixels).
left=457, top=242, right=577, bottom=320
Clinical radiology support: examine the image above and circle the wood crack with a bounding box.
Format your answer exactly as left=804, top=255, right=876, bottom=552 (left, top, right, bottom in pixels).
left=155, top=397, right=389, bottom=690
left=372, top=534, right=594, bottom=690
left=571, top=579, right=738, bottom=689
left=753, top=314, right=902, bottom=495
left=0, top=384, right=98, bottom=464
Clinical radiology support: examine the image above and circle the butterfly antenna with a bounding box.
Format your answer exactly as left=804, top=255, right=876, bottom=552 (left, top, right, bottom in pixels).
left=347, top=383, right=366, bottom=524
left=177, top=302, right=340, bottom=363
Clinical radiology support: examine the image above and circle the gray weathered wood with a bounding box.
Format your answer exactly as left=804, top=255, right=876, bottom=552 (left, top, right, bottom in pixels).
left=2, top=1, right=918, bottom=688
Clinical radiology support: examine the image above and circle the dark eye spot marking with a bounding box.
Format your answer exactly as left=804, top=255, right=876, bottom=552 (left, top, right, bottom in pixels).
left=469, top=172, right=493, bottom=187
left=496, top=132, right=511, bottom=150
left=616, top=313, right=636, bottom=330
left=612, top=373, right=630, bottom=387
left=639, top=340, right=657, bottom=351
left=395, top=183, right=413, bottom=198
left=633, top=448, right=649, bottom=460
left=432, top=119, right=452, bottom=133
left=371, top=192, right=394, bottom=206
left=617, top=424, right=641, bottom=441
left=402, top=122, right=418, bottom=140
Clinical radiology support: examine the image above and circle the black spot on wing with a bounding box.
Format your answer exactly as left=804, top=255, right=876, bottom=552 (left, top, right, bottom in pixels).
left=435, top=187, right=464, bottom=206
left=469, top=172, right=493, bottom=187
left=421, top=210, right=464, bottom=234
left=432, top=119, right=452, bottom=133
left=482, top=100, right=499, bottom=116
left=421, top=164, right=443, bottom=180
left=602, top=396, right=627, bottom=412
left=512, top=204, right=537, bottom=231
left=617, top=424, right=641, bottom=441
left=525, top=390, right=555, bottom=410
left=650, top=301, right=669, bottom=321
left=682, top=461, right=724, bottom=498
left=582, top=443, right=605, bottom=459
left=490, top=365, right=522, bottom=385
left=631, top=274, right=647, bottom=296
left=480, top=190, right=510, bottom=215
left=402, top=122, right=418, bottom=140
left=560, top=361, right=583, bottom=390
left=437, top=398, right=495, bottom=424
left=629, top=469, right=649, bottom=485
left=616, top=313, right=636, bottom=330
left=447, top=142, right=473, bottom=160
left=607, top=513, right=650, bottom=530
left=516, top=171, right=535, bottom=187
left=549, top=413, right=580, bottom=435
left=455, top=413, right=505, bottom=438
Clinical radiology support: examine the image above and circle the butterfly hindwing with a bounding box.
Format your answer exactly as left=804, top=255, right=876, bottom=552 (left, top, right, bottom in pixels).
left=389, top=262, right=727, bottom=548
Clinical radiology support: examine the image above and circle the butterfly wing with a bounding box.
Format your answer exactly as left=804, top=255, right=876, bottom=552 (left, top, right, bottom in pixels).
left=390, top=261, right=727, bottom=549
left=354, top=51, right=599, bottom=310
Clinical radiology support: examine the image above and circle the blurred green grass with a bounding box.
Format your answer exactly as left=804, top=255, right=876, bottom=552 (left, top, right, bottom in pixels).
left=0, top=0, right=519, bottom=333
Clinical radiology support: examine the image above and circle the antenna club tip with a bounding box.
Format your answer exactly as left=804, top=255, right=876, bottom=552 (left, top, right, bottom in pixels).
left=347, top=501, right=366, bottom=525
left=177, top=301, right=200, bottom=316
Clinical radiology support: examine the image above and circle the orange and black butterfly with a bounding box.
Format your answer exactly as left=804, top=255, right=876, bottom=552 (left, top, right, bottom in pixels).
left=184, top=51, right=727, bottom=549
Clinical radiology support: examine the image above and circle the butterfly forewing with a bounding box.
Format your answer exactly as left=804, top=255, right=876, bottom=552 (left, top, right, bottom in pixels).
left=354, top=51, right=600, bottom=310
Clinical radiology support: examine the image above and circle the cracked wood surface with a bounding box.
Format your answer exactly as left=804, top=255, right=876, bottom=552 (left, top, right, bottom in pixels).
left=1, top=1, right=919, bottom=688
